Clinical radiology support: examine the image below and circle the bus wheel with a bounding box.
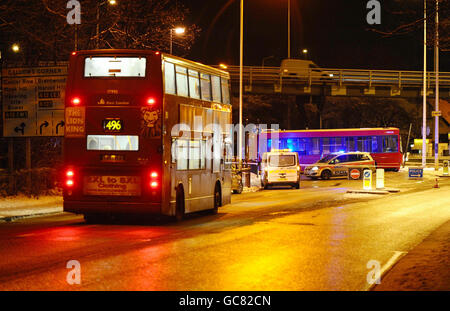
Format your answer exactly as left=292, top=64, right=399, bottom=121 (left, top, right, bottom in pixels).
left=321, top=170, right=331, bottom=180
left=212, top=183, right=221, bottom=214
left=175, top=186, right=185, bottom=221
left=294, top=182, right=300, bottom=189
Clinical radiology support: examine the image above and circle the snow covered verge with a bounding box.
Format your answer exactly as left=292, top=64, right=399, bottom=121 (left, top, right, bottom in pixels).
left=0, top=194, right=63, bottom=220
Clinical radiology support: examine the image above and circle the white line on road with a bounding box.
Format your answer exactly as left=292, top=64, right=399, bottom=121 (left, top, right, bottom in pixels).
left=365, top=251, right=407, bottom=291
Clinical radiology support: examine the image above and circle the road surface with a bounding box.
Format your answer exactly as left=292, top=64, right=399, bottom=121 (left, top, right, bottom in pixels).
left=0, top=171, right=449, bottom=290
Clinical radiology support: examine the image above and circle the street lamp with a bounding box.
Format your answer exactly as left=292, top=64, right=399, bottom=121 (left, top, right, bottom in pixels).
left=96, top=0, right=117, bottom=49
left=302, top=49, right=308, bottom=59
left=170, top=27, right=185, bottom=54
left=11, top=44, right=20, bottom=53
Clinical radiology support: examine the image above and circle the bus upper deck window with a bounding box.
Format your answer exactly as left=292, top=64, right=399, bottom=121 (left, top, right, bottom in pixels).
left=84, top=57, right=146, bottom=77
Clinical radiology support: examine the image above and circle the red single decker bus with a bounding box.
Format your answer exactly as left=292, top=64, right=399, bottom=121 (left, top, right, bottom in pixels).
left=64, top=50, right=232, bottom=222
left=255, top=128, right=403, bottom=171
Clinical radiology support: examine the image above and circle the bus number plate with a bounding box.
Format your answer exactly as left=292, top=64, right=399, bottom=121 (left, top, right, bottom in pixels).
left=103, top=119, right=123, bottom=132
left=84, top=176, right=141, bottom=196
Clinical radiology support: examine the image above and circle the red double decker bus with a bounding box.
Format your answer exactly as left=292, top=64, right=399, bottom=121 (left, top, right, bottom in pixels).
left=64, top=50, right=232, bottom=222
left=255, top=128, right=403, bottom=171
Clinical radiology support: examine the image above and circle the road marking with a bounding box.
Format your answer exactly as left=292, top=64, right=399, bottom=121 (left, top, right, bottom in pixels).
left=365, top=251, right=406, bottom=291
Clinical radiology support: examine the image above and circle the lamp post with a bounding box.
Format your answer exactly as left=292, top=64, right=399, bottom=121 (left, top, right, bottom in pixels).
left=287, top=0, right=290, bottom=59
left=434, top=0, right=439, bottom=171
left=96, top=0, right=117, bottom=49
left=170, top=27, right=185, bottom=55
left=239, top=0, right=244, bottom=166
left=422, top=0, right=427, bottom=168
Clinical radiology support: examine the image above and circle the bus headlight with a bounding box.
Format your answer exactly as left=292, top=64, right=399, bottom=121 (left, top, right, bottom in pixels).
left=312, top=166, right=319, bottom=171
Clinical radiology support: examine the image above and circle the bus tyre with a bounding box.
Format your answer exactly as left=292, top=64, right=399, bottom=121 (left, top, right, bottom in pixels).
left=175, top=186, right=185, bottom=221
left=321, top=170, right=331, bottom=180
left=294, top=182, right=300, bottom=189
left=212, top=183, right=221, bottom=214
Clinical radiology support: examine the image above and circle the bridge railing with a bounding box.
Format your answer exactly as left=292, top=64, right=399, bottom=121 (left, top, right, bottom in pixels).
left=223, top=65, right=450, bottom=88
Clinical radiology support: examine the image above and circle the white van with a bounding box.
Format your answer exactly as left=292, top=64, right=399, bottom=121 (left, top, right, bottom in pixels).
left=280, top=59, right=333, bottom=80
left=261, top=149, right=300, bottom=189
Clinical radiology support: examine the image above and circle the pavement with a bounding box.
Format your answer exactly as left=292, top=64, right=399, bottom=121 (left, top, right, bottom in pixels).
left=0, top=195, right=63, bottom=222
left=373, top=220, right=450, bottom=291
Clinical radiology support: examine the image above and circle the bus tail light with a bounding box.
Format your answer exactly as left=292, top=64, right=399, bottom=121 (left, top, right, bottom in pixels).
left=146, top=97, right=156, bottom=106
left=65, top=169, right=75, bottom=188
left=71, top=97, right=81, bottom=106
left=149, top=171, right=159, bottom=189
left=66, top=180, right=74, bottom=187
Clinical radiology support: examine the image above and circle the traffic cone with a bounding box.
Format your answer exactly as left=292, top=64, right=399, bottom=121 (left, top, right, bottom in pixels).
left=433, top=178, right=439, bottom=188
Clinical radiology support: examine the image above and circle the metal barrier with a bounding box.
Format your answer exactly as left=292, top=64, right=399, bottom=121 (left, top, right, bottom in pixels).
left=223, top=65, right=450, bottom=89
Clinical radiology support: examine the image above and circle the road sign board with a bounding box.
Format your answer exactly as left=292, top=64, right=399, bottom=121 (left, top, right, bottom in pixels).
left=350, top=169, right=361, bottom=180
left=363, top=169, right=372, bottom=190
left=431, top=111, right=441, bottom=117
left=2, top=66, right=67, bottom=137
left=408, top=167, right=423, bottom=178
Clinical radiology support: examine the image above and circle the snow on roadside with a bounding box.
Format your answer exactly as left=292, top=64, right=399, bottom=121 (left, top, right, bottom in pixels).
left=0, top=195, right=63, bottom=218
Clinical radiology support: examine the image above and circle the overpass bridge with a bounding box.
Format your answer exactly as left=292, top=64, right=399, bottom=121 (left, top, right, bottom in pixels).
left=225, top=65, right=450, bottom=99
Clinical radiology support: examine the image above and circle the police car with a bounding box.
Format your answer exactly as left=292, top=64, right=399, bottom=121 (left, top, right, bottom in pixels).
left=261, top=149, right=300, bottom=189
left=304, top=152, right=375, bottom=180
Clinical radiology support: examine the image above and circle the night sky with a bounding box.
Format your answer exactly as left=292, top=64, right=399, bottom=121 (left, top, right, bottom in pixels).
left=181, top=0, right=449, bottom=71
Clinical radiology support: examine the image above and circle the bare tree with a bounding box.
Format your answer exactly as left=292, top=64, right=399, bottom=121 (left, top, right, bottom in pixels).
left=0, top=0, right=200, bottom=63
left=368, top=0, right=450, bottom=51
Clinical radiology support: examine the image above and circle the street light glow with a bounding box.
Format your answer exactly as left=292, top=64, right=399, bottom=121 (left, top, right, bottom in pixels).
left=219, top=63, right=228, bottom=69
left=12, top=44, right=20, bottom=53
left=302, top=49, right=308, bottom=54
left=174, top=27, right=185, bottom=35
left=108, top=0, right=117, bottom=5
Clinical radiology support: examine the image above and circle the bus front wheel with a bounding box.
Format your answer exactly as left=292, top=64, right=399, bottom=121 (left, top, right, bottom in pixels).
left=175, top=186, right=185, bottom=221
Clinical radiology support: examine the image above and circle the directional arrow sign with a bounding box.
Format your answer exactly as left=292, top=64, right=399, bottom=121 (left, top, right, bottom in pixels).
left=56, top=121, right=65, bottom=135
left=40, top=121, right=49, bottom=135
left=14, top=123, right=26, bottom=135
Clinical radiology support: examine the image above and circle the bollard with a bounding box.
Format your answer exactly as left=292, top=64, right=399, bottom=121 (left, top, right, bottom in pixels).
left=443, top=160, right=449, bottom=176
left=376, top=168, right=384, bottom=189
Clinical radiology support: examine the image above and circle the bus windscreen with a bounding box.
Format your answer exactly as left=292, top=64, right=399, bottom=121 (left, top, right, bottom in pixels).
left=84, top=57, right=146, bottom=77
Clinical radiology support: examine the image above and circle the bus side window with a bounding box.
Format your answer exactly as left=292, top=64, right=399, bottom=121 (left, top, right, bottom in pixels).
left=221, top=78, right=230, bottom=105
left=200, top=73, right=211, bottom=101
left=175, top=65, right=188, bottom=97
left=164, top=62, right=176, bottom=94
left=211, top=75, right=221, bottom=103
left=188, top=69, right=200, bottom=99
left=176, top=139, right=188, bottom=170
